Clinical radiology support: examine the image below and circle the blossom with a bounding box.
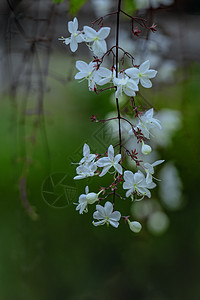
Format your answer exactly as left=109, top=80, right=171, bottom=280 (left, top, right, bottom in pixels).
left=83, top=26, right=110, bottom=57
left=123, top=170, right=156, bottom=199
left=92, top=201, right=121, bottom=228
left=74, top=161, right=97, bottom=180
left=96, top=145, right=122, bottom=177
left=75, top=60, right=100, bottom=90
left=128, top=220, right=142, bottom=233
left=144, top=160, right=165, bottom=184
left=141, top=140, right=152, bottom=155
left=125, top=60, right=157, bottom=88
left=96, top=67, right=113, bottom=86
left=79, top=143, right=96, bottom=164
left=75, top=186, right=89, bottom=214
left=113, top=75, right=139, bottom=98
left=134, top=108, right=162, bottom=139
left=75, top=186, right=99, bottom=214
left=59, top=17, right=84, bottom=52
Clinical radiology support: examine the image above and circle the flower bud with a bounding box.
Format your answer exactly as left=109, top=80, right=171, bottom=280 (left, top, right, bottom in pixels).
left=141, top=141, right=152, bottom=155
left=128, top=220, right=142, bottom=233
left=86, top=192, right=98, bottom=204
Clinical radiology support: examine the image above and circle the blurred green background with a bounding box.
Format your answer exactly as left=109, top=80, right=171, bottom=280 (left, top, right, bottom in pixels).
left=1, top=0, right=200, bottom=299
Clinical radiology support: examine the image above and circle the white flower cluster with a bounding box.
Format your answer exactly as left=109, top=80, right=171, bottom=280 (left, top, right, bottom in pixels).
left=60, top=16, right=165, bottom=233
left=59, top=18, right=157, bottom=93
left=59, top=17, right=110, bottom=57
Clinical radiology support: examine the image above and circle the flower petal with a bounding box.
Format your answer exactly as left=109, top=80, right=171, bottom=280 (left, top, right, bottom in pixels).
left=114, top=163, right=122, bottom=175
left=96, top=157, right=110, bottom=167
left=83, top=143, right=90, bottom=157
left=109, top=220, right=119, bottom=228
left=97, top=27, right=111, bottom=40
left=110, top=211, right=121, bottom=221
left=76, top=60, right=89, bottom=72
left=125, top=67, right=139, bottom=78
left=108, top=145, right=114, bottom=160
left=99, top=165, right=111, bottom=177
left=145, top=69, right=157, bottom=78
left=83, top=26, right=97, bottom=39
left=104, top=201, right=113, bottom=216
left=139, top=60, right=150, bottom=73
left=140, top=77, right=152, bottom=88
left=124, top=170, right=134, bottom=183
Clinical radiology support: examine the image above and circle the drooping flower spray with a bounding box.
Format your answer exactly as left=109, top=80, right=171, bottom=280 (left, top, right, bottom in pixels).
left=59, top=0, right=165, bottom=232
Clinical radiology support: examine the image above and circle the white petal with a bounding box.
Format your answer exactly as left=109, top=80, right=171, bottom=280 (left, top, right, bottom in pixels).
left=109, top=220, right=119, bottom=228
left=68, top=20, right=74, bottom=34
left=125, top=67, right=139, bottom=78
left=99, top=165, right=111, bottom=177
left=85, top=186, right=89, bottom=194
left=110, top=211, right=121, bottom=221
left=126, top=189, right=133, bottom=197
left=96, top=157, right=110, bottom=167
left=83, top=26, right=97, bottom=39
left=97, top=77, right=111, bottom=86
left=97, top=27, right=111, bottom=40
left=95, top=204, right=106, bottom=217
left=93, top=220, right=105, bottom=226
left=139, top=60, right=150, bottom=73
left=73, top=17, right=78, bottom=32
left=83, top=143, right=90, bottom=157
left=76, top=60, right=89, bottom=72
left=151, top=160, right=165, bottom=167
left=64, top=37, right=70, bottom=45
left=73, top=174, right=85, bottom=180
left=108, top=145, right=114, bottom=160
left=75, top=72, right=88, bottom=80
left=145, top=69, right=157, bottom=78
left=114, top=163, right=122, bottom=175
left=98, top=67, right=112, bottom=77
left=70, top=39, right=78, bottom=52
left=123, top=181, right=133, bottom=190
left=140, top=77, right=152, bottom=88
left=124, top=170, right=134, bottom=183
left=114, top=154, right=121, bottom=164
left=104, top=201, right=113, bottom=216
left=93, top=211, right=104, bottom=219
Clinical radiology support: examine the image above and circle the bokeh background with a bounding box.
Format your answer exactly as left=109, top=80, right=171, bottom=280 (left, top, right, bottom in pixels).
left=1, top=0, right=200, bottom=299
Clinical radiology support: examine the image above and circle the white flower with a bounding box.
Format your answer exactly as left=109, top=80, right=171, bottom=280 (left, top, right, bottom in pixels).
left=96, top=67, right=113, bottom=86
left=80, top=143, right=96, bottom=164
left=75, top=60, right=100, bottom=90
left=128, top=220, right=142, bottom=233
left=75, top=186, right=89, bottom=214
left=141, top=140, right=152, bottom=155
left=96, top=145, right=122, bottom=177
left=113, top=75, right=139, bottom=98
left=75, top=186, right=99, bottom=214
left=92, top=201, right=121, bottom=228
left=134, top=108, right=162, bottom=139
left=74, top=161, right=97, bottom=180
left=59, top=17, right=84, bottom=52
left=84, top=26, right=110, bottom=57
left=123, top=170, right=156, bottom=199
left=125, top=60, right=157, bottom=88
left=144, top=160, right=164, bottom=184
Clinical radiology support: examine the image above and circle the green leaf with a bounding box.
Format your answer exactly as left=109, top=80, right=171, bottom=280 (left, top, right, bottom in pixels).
left=53, top=0, right=64, bottom=4
left=69, top=0, right=87, bottom=15
left=123, top=0, right=136, bottom=15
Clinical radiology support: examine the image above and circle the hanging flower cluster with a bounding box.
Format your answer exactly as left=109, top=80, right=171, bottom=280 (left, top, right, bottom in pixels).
left=59, top=7, right=165, bottom=233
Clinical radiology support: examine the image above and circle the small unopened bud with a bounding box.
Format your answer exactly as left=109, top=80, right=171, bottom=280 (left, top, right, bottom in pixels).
left=86, top=192, right=98, bottom=204
left=141, top=141, right=152, bottom=155
left=128, top=220, right=142, bottom=233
